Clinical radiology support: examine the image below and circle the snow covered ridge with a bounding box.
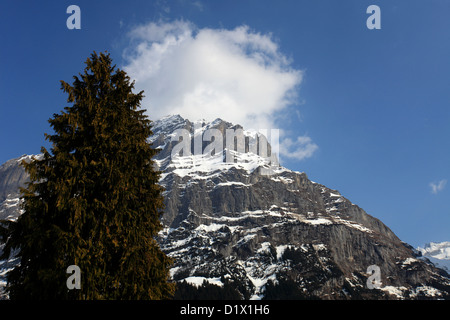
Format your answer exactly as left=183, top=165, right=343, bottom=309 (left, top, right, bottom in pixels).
left=150, top=115, right=281, bottom=176
left=0, top=154, right=42, bottom=172
left=417, top=242, right=450, bottom=272
left=418, top=242, right=450, bottom=260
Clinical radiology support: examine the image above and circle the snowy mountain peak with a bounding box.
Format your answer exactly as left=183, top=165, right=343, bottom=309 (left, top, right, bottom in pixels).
left=150, top=114, right=281, bottom=176
left=418, top=242, right=450, bottom=260
left=417, top=242, right=450, bottom=273
left=150, top=114, right=188, bottom=136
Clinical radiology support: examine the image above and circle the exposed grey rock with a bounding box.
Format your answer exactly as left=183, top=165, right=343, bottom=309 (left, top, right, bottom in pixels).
left=0, top=155, right=35, bottom=222
left=0, top=155, right=31, bottom=202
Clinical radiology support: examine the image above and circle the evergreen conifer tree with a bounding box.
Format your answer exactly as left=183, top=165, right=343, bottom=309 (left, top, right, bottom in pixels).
left=0, top=52, right=175, bottom=299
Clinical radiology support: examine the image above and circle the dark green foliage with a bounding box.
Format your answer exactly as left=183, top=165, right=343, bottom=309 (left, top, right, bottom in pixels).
left=281, top=247, right=306, bottom=265
left=262, top=246, right=345, bottom=300
left=0, top=52, right=175, bottom=299
left=173, top=280, right=242, bottom=300
left=263, top=278, right=317, bottom=300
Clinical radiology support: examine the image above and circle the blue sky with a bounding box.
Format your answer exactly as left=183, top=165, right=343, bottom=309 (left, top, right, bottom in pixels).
left=1, top=0, right=449, bottom=247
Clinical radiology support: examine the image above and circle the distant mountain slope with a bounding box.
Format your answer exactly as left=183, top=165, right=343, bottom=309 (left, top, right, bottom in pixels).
left=1, top=115, right=449, bottom=300
left=418, top=242, right=450, bottom=272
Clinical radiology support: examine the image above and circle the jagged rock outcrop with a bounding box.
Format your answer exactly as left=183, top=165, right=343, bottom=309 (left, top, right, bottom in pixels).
left=1, top=115, right=449, bottom=300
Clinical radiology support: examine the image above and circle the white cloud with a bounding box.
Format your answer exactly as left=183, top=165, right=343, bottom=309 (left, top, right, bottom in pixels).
left=122, top=20, right=316, bottom=161
left=279, top=136, right=319, bottom=161
left=430, top=179, right=447, bottom=194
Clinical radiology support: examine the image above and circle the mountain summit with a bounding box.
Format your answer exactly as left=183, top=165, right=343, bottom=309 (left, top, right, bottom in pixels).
left=1, top=115, right=450, bottom=299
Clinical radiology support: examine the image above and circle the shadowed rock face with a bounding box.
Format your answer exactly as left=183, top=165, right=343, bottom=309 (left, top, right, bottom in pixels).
left=1, top=115, right=449, bottom=300
left=0, top=155, right=34, bottom=222
left=0, top=156, right=31, bottom=202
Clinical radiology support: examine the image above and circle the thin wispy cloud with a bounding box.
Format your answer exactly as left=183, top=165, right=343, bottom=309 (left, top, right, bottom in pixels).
left=280, top=136, right=319, bottom=161
left=430, top=179, right=447, bottom=194
left=191, top=0, right=204, bottom=11
left=154, top=0, right=171, bottom=14
left=122, top=20, right=316, bottom=161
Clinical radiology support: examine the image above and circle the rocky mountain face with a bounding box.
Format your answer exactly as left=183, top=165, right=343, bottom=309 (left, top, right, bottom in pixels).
left=1, top=114, right=450, bottom=300
left=0, top=155, right=35, bottom=222
left=0, top=155, right=35, bottom=299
